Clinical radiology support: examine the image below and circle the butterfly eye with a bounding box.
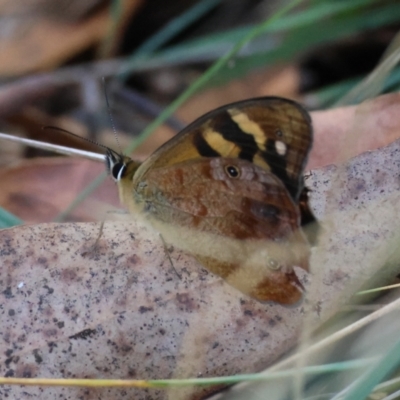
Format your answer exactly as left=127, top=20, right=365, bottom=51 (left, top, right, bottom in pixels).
left=267, top=258, right=280, bottom=270
left=225, top=165, right=240, bottom=178
left=111, top=163, right=127, bottom=181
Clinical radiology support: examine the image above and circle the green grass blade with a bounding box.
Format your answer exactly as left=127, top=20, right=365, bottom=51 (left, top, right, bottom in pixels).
left=338, top=40, right=400, bottom=105
left=308, top=66, right=400, bottom=107
left=0, top=208, right=23, bottom=228
left=340, top=338, right=400, bottom=400
left=118, top=0, right=379, bottom=73
left=149, top=359, right=373, bottom=388
left=202, top=1, right=400, bottom=88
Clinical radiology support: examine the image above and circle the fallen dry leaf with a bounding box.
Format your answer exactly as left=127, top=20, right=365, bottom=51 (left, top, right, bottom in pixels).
left=0, top=0, right=141, bottom=76
left=176, top=65, right=301, bottom=124
left=0, top=221, right=309, bottom=400
left=0, top=158, right=118, bottom=222
left=310, top=92, right=400, bottom=169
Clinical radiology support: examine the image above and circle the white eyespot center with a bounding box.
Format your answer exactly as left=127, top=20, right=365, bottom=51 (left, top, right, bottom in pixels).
left=267, top=258, right=280, bottom=270
left=275, top=140, right=287, bottom=156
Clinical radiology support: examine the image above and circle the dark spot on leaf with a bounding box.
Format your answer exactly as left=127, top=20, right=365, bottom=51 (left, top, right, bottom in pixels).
left=139, top=306, right=153, bottom=314
left=48, top=342, right=57, bottom=353
left=16, top=364, right=37, bottom=378
left=32, top=349, right=43, bottom=364
left=37, top=257, right=48, bottom=266
left=17, top=334, right=26, bottom=343
left=43, top=329, right=58, bottom=338
left=235, top=318, right=245, bottom=328
left=128, top=255, right=140, bottom=265
left=128, top=368, right=137, bottom=378
left=61, top=268, right=78, bottom=283
left=69, top=328, right=97, bottom=340
left=119, top=345, right=133, bottom=355
left=2, top=287, right=13, bottom=299
left=23, top=369, right=32, bottom=378
left=260, top=331, right=270, bottom=339
left=43, top=285, right=54, bottom=295
left=175, top=293, right=196, bottom=312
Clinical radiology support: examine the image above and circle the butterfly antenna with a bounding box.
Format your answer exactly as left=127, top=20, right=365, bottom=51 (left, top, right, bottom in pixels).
left=102, top=77, right=123, bottom=155
left=43, top=126, right=114, bottom=154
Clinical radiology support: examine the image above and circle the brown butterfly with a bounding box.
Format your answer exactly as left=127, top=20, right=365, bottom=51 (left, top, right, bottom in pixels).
left=106, top=97, right=317, bottom=305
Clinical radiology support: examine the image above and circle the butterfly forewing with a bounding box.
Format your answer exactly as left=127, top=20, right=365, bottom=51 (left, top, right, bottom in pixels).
left=134, top=97, right=312, bottom=202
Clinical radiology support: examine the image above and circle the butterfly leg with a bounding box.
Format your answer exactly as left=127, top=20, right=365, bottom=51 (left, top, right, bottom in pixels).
left=81, top=221, right=105, bottom=257
left=159, top=233, right=181, bottom=280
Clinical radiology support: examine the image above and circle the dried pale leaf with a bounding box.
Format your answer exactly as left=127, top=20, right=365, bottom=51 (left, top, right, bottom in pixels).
left=176, top=65, right=300, bottom=124
left=0, top=0, right=141, bottom=75
left=0, top=0, right=103, bottom=21
left=0, top=221, right=308, bottom=400
left=310, top=93, right=400, bottom=169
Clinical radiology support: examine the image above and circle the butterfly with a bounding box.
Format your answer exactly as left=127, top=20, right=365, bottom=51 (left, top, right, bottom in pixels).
left=105, top=97, right=317, bottom=305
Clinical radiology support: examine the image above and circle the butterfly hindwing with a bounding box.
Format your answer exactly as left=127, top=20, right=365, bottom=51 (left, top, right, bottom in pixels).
left=132, top=157, right=309, bottom=304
